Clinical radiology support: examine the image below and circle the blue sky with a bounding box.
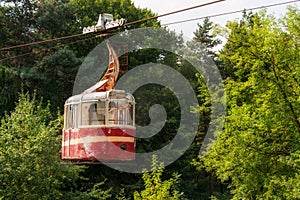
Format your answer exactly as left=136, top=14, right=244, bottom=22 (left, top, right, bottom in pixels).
left=132, top=0, right=300, bottom=39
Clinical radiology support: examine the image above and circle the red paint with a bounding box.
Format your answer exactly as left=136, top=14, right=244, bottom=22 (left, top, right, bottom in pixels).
left=62, top=127, right=136, bottom=162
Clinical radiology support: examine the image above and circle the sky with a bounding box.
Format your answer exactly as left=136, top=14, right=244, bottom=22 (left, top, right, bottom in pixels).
left=131, top=0, right=300, bottom=40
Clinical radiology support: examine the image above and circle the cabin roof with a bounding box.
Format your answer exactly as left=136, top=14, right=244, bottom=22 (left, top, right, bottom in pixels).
left=65, top=89, right=134, bottom=104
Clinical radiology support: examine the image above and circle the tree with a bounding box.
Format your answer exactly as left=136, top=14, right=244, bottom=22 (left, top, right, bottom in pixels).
left=198, top=7, right=300, bottom=199
left=0, top=0, right=39, bottom=68
left=0, top=93, right=111, bottom=199
left=21, top=47, right=82, bottom=112
left=0, top=0, right=161, bottom=116
left=216, top=10, right=256, bottom=80
left=35, top=0, right=77, bottom=38
left=193, top=17, right=222, bottom=58
left=0, top=65, right=21, bottom=116
left=173, top=18, right=228, bottom=199
left=0, top=0, right=80, bottom=115
left=133, top=156, right=183, bottom=200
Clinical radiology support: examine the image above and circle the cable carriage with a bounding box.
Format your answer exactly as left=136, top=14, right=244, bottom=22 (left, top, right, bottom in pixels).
left=62, top=90, right=136, bottom=163
left=62, top=16, right=135, bottom=163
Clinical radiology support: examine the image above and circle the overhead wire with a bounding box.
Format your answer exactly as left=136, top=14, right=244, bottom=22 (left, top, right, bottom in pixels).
left=1, top=0, right=298, bottom=60
left=0, top=32, right=86, bottom=51
left=162, top=0, right=300, bottom=26
left=0, top=33, right=112, bottom=62
left=0, top=0, right=224, bottom=52
left=124, top=0, right=225, bottom=26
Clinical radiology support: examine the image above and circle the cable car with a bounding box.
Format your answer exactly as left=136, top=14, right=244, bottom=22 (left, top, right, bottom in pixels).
left=62, top=20, right=135, bottom=163
left=61, top=89, right=136, bottom=163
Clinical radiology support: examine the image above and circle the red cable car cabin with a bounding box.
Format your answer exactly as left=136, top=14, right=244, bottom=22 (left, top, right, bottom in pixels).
left=62, top=16, right=133, bottom=163
left=61, top=89, right=136, bottom=163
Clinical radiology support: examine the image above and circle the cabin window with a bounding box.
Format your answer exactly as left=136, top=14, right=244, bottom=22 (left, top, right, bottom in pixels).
left=64, top=106, right=69, bottom=129
left=72, top=104, right=78, bottom=128
left=108, top=99, right=133, bottom=126
left=80, top=98, right=134, bottom=127
left=81, top=101, right=106, bottom=126
left=64, top=104, right=78, bottom=129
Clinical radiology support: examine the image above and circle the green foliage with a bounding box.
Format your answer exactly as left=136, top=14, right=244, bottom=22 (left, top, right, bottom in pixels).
left=193, top=18, right=222, bottom=58
left=199, top=7, right=300, bottom=199
left=0, top=0, right=160, bottom=116
left=0, top=1, right=197, bottom=199
left=176, top=17, right=228, bottom=199
left=0, top=93, right=111, bottom=199
left=88, top=182, right=112, bottom=199
left=36, top=0, right=76, bottom=38
left=0, top=65, right=21, bottom=116
left=134, top=156, right=183, bottom=200
left=18, top=47, right=82, bottom=112
left=2, top=0, right=299, bottom=199
left=0, top=0, right=81, bottom=115
left=0, top=93, right=76, bottom=198
left=115, top=188, right=130, bottom=200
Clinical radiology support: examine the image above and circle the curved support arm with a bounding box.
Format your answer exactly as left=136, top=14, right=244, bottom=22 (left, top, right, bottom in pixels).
left=96, top=40, right=120, bottom=92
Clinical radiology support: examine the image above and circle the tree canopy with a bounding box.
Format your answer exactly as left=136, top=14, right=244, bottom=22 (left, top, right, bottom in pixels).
left=0, top=0, right=299, bottom=199
left=0, top=93, right=112, bottom=199
left=198, top=7, right=300, bottom=199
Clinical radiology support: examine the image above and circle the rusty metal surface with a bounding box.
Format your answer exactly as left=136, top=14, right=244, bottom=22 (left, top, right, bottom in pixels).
left=96, top=40, right=120, bottom=92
